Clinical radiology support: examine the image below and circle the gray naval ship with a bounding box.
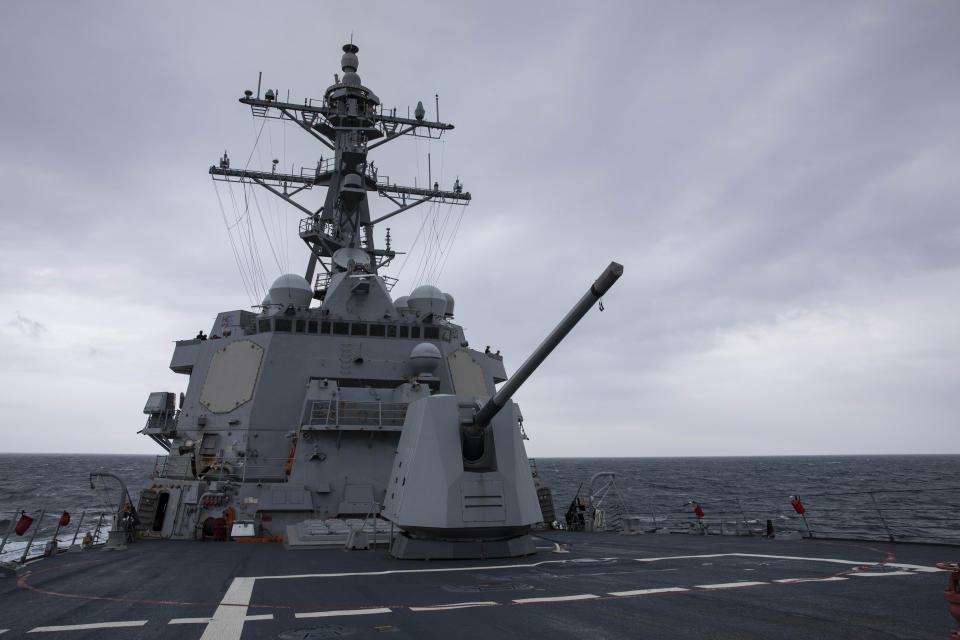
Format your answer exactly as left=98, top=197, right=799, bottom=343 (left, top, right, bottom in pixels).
left=2, top=43, right=958, bottom=640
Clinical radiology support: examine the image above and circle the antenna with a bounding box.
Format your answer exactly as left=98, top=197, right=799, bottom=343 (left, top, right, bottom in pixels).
left=257, top=72, right=262, bottom=99
left=435, top=94, right=439, bottom=121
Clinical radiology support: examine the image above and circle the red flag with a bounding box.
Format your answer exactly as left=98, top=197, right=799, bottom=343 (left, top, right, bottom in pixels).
left=791, top=498, right=805, bottom=515
left=694, top=505, right=705, bottom=518
left=15, top=512, right=33, bottom=535
left=59, top=511, right=71, bottom=527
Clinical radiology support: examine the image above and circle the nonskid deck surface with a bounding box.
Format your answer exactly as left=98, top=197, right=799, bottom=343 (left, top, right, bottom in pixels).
left=1, top=533, right=954, bottom=639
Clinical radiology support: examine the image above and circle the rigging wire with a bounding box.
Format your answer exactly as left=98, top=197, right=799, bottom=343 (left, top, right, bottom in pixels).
left=227, top=181, right=266, bottom=299
left=411, top=201, right=439, bottom=287
left=426, top=201, right=454, bottom=284
left=248, top=183, right=284, bottom=273
left=213, top=180, right=257, bottom=305
left=243, top=184, right=269, bottom=296
left=395, top=198, right=433, bottom=280
left=434, top=203, right=466, bottom=286
left=240, top=183, right=266, bottom=295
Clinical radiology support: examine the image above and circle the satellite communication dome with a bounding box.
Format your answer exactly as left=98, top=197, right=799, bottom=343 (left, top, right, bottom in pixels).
left=268, top=274, right=313, bottom=307
left=407, top=285, right=447, bottom=316
left=333, top=247, right=371, bottom=271
left=261, top=293, right=272, bottom=307
left=443, top=293, right=455, bottom=318
left=408, top=342, right=442, bottom=375
left=342, top=71, right=361, bottom=87
left=393, top=295, right=410, bottom=311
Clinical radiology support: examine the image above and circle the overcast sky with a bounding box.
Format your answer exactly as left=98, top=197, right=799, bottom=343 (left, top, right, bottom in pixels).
left=1, top=1, right=958, bottom=456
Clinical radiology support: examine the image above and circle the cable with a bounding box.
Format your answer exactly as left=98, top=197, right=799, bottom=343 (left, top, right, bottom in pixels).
left=213, top=181, right=257, bottom=305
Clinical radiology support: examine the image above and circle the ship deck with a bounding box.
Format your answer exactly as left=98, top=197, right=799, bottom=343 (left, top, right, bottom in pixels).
left=1, top=531, right=955, bottom=639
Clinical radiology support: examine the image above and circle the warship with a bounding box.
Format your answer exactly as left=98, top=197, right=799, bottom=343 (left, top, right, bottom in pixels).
left=2, top=43, right=958, bottom=639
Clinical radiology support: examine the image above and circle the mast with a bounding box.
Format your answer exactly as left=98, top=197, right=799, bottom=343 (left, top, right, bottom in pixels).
left=209, top=43, right=471, bottom=299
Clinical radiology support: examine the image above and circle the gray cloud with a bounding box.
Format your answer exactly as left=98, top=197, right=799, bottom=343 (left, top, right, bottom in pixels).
left=1, top=1, right=958, bottom=454
left=9, top=312, right=47, bottom=337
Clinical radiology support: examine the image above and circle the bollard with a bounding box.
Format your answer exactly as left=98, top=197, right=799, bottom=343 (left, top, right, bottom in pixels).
left=937, top=563, right=960, bottom=639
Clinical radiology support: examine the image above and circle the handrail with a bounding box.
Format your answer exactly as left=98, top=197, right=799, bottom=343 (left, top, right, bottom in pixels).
left=0, top=507, right=113, bottom=565
left=564, top=485, right=960, bottom=544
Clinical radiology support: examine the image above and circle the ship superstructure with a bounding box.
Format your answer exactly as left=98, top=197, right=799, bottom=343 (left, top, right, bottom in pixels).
left=137, top=44, right=493, bottom=541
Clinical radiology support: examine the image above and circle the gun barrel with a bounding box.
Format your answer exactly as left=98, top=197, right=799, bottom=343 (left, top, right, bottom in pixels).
left=473, top=261, right=623, bottom=428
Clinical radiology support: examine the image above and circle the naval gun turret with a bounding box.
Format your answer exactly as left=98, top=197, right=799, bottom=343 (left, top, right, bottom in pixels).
left=383, top=262, right=623, bottom=559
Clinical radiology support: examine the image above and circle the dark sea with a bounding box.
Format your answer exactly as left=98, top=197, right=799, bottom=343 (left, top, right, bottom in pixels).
left=1, top=454, right=958, bottom=561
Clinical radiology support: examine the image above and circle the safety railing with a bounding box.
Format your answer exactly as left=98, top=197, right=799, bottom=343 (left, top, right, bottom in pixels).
left=583, top=487, right=960, bottom=545
left=0, top=507, right=112, bottom=565
left=306, top=400, right=408, bottom=428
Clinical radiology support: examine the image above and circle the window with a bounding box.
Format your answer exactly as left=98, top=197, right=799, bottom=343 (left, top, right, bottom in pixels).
left=410, top=327, right=421, bottom=339
left=386, top=325, right=397, bottom=338
left=333, top=322, right=349, bottom=335
left=258, top=319, right=271, bottom=333
left=308, top=321, right=318, bottom=333
left=275, top=319, right=292, bottom=332
left=351, top=323, right=368, bottom=336
left=369, top=324, right=385, bottom=337
left=296, top=319, right=306, bottom=333
left=398, top=326, right=409, bottom=338
left=424, top=326, right=440, bottom=340
left=321, top=321, right=332, bottom=334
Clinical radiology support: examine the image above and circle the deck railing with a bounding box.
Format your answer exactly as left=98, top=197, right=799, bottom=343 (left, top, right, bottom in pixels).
left=578, top=486, right=960, bottom=545
left=0, top=507, right=112, bottom=565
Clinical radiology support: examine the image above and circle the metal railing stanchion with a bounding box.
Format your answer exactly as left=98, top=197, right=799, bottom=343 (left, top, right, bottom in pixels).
left=869, top=492, right=895, bottom=542
left=70, top=511, right=87, bottom=548
left=20, top=509, right=45, bottom=562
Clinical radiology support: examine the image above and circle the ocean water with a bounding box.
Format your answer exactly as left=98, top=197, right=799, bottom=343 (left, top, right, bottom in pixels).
left=533, top=455, right=960, bottom=544
left=1, top=454, right=958, bottom=561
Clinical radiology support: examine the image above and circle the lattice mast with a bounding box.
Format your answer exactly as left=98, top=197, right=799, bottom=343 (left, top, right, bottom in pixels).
left=209, top=43, right=471, bottom=298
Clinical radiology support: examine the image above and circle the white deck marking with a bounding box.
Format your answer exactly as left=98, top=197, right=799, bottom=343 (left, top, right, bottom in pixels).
left=177, top=549, right=933, bottom=638
left=199, top=577, right=256, bottom=640
left=256, top=558, right=575, bottom=580
left=637, top=553, right=940, bottom=573
left=513, top=594, right=599, bottom=604
left=28, top=621, right=147, bottom=632
left=774, top=577, right=848, bottom=583
left=410, top=601, right=499, bottom=611
left=295, top=608, right=392, bottom=619
left=883, top=563, right=942, bottom=573
left=850, top=570, right=917, bottom=577
left=695, top=581, right=768, bottom=589
left=608, top=587, right=690, bottom=596
left=171, top=615, right=273, bottom=624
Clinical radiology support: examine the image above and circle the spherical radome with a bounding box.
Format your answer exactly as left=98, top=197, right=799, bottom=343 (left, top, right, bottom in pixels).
left=443, top=292, right=455, bottom=317
left=409, top=342, right=442, bottom=374
left=408, top=285, right=447, bottom=315
left=268, top=274, right=312, bottom=307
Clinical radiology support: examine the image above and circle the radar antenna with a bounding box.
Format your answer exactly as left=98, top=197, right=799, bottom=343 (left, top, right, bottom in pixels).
left=209, top=43, right=471, bottom=300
